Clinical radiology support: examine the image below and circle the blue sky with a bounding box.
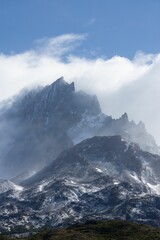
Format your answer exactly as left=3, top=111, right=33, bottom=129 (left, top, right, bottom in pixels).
left=0, top=0, right=160, bottom=58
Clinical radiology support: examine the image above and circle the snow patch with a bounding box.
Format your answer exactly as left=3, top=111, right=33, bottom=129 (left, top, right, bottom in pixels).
left=147, top=183, right=160, bottom=195
left=38, top=180, right=50, bottom=191
left=95, top=167, right=103, bottom=173
left=129, top=172, right=141, bottom=183
left=113, top=180, right=120, bottom=185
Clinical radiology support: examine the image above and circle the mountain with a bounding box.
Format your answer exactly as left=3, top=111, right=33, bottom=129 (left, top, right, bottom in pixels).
left=22, top=135, right=160, bottom=188
left=1, top=136, right=160, bottom=232
left=0, top=77, right=159, bottom=178
left=0, top=77, right=160, bottom=232
left=0, top=77, right=101, bottom=178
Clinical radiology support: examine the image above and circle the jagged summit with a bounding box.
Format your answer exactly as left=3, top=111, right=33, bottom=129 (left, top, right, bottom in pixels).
left=0, top=76, right=159, bottom=179
left=121, top=112, right=128, bottom=121
left=53, top=76, right=66, bottom=85
left=50, top=76, right=75, bottom=92
left=0, top=77, right=101, bottom=178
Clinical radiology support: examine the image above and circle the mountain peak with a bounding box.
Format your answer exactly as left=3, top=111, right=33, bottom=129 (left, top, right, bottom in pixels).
left=121, top=112, right=128, bottom=120
left=120, top=112, right=129, bottom=123
left=53, top=76, right=66, bottom=86
left=50, top=77, right=75, bottom=92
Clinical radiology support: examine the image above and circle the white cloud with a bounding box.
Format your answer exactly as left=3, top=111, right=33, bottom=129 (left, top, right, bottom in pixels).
left=34, top=33, right=87, bottom=57
left=0, top=34, right=160, bottom=144
left=84, top=18, right=96, bottom=27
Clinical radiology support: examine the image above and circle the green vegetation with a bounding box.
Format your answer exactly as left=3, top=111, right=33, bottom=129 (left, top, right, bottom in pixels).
left=1, top=220, right=160, bottom=240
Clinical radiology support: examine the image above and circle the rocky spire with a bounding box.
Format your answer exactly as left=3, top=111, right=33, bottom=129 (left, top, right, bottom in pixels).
left=50, top=77, right=75, bottom=92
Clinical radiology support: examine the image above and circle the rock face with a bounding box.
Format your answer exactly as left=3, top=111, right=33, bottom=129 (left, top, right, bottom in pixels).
left=1, top=136, right=160, bottom=232
left=0, top=77, right=159, bottom=179
left=0, top=77, right=101, bottom=178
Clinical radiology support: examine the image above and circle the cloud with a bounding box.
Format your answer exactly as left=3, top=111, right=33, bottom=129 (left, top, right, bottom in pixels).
left=34, top=33, right=87, bottom=58
left=0, top=33, right=160, bottom=144
left=84, top=18, right=96, bottom=27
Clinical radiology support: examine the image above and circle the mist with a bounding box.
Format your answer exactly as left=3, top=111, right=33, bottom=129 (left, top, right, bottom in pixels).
left=0, top=34, right=160, bottom=145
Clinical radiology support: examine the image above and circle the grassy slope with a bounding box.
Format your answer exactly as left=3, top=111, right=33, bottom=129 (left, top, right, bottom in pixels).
left=1, top=220, right=160, bottom=240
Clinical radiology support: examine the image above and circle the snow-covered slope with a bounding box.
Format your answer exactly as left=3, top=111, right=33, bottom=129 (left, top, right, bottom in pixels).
left=23, top=136, right=160, bottom=191
left=1, top=136, right=160, bottom=232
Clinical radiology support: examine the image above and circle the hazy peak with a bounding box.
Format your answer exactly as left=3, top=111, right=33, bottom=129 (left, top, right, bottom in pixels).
left=121, top=112, right=128, bottom=121
left=50, top=77, right=75, bottom=92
